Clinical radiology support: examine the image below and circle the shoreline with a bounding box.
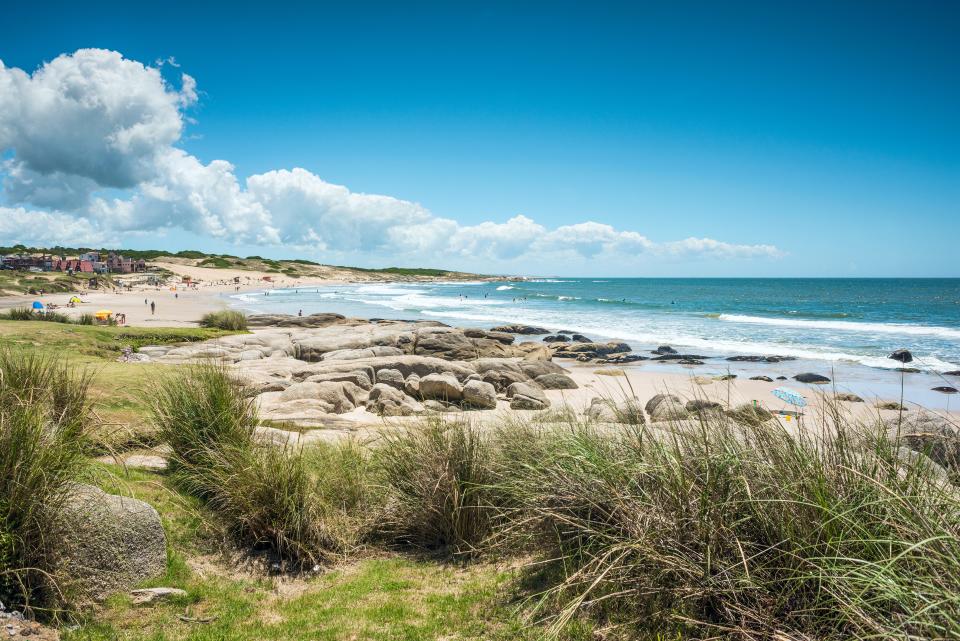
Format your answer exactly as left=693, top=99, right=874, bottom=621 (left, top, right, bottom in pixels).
left=2, top=272, right=957, bottom=411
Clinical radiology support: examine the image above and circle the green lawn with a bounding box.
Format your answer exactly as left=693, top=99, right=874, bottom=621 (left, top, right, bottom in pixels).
left=66, top=467, right=542, bottom=641
left=0, top=321, right=241, bottom=450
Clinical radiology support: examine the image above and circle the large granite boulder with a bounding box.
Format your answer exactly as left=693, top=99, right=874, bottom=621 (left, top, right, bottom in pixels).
left=793, top=373, right=831, bottom=384
left=294, top=355, right=476, bottom=383
left=555, top=342, right=632, bottom=358
left=889, top=413, right=960, bottom=472
left=727, top=403, right=775, bottom=426
left=322, top=346, right=405, bottom=361
left=507, top=382, right=550, bottom=410
left=490, top=324, right=550, bottom=335
left=376, top=368, right=406, bottom=389
left=304, top=371, right=373, bottom=391
left=462, top=380, right=498, bottom=409
left=247, top=313, right=347, bottom=328
left=586, top=397, right=645, bottom=424
left=645, top=394, right=689, bottom=421
left=279, top=381, right=366, bottom=413
left=463, top=328, right=515, bottom=344
left=686, top=399, right=723, bottom=414
left=418, top=373, right=464, bottom=402
left=50, top=484, right=167, bottom=603
left=518, top=360, right=566, bottom=379
left=534, top=372, right=578, bottom=390
left=366, top=384, right=423, bottom=416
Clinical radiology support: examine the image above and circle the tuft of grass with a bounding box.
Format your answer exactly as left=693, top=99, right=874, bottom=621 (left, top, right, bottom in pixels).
left=0, top=349, right=93, bottom=614
left=373, top=417, right=502, bottom=556
left=150, top=363, right=346, bottom=565
left=199, top=310, right=249, bottom=331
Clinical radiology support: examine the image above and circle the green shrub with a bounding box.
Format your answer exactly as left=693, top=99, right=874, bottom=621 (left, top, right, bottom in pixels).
left=198, top=310, right=248, bottom=331
left=0, top=350, right=92, bottom=612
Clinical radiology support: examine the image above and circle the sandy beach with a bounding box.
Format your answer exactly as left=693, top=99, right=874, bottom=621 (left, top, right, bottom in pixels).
left=0, top=261, right=348, bottom=326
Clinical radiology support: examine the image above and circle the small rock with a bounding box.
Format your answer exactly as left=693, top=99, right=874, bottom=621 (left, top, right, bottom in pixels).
left=543, top=335, right=570, bottom=343
left=570, top=334, right=592, bottom=343
left=932, top=386, right=958, bottom=394
left=750, top=376, right=773, bottom=382
left=944, top=370, right=960, bottom=376
left=776, top=376, right=788, bottom=380
left=793, top=373, right=831, bottom=384
left=889, top=349, right=913, bottom=364
left=653, top=345, right=678, bottom=355
left=835, top=393, right=864, bottom=403
left=686, top=399, right=723, bottom=413
left=715, top=374, right=737, bottom=381
left=130, top=587, right=188, bottom=605
left=876, top=401, right=908, bottom=411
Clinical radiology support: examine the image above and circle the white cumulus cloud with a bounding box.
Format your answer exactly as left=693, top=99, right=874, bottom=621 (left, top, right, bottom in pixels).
left=0, top=48, right=783, bottom=265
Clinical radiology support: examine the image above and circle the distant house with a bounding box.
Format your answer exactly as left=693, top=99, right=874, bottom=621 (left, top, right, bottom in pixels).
left=52, top=258, right=95, bottom=273
left=106, top=252, right=147, bottom=274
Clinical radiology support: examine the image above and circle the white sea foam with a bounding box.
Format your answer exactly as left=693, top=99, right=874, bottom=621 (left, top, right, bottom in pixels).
left=718, top=314, right=960, bottom=340
left=496, top=285, right=514, bottom=290
left=420, top=309, right=960, bottom=373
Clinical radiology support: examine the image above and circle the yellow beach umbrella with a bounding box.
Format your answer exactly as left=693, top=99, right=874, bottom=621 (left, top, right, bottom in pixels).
left=69, top=296, right=82, bottom=303
left=94, top=309, right=112, bottom=319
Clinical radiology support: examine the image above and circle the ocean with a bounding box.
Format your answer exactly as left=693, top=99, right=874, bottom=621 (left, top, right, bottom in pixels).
left=228, top=278, right=960, bottom=408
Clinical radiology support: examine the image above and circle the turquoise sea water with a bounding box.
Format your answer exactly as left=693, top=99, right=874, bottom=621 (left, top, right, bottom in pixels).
left=228, top=278, right=960, bottom=408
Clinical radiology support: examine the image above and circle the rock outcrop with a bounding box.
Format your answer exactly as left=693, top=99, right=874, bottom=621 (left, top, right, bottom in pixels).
left=50, top=484, right=167, bottom=603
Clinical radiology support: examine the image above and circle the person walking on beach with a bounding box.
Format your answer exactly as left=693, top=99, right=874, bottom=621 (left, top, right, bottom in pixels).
left=150, top=301, right=155, bottom=315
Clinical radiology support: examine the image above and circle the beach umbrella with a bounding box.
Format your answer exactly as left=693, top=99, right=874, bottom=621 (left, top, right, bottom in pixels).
left=94, top=309, right=112, bottom=320
left=31, top=301, right=44, bottom=310
left=772, top=387, right=807, bottom=407
left=69, top=296, right=81, bottom=303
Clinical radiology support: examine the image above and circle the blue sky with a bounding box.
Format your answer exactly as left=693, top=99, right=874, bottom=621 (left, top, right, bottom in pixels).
left=0, top=0, right=957, bottom=276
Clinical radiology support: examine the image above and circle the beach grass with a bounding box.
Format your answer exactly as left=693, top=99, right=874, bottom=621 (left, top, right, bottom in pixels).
left=0, top=349, right=94, bottom=614
left=199, top=309, right=248, bottom=331
left=4, top=325, right=960, bottom=639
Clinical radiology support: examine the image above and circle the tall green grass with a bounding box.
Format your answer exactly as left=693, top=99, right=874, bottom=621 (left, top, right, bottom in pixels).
left=149, top=364, right=352, bottom=564
left=373, top=417, right=502, bottom=555
left=493, top=412, right=960, bottom=639
left=198, top=310, right=248, bottom=331
left=145, top=371, right=960, bottom=638
left=0, top=308, right=73, bottom=323
left=0, top=349, right=93, bottom=613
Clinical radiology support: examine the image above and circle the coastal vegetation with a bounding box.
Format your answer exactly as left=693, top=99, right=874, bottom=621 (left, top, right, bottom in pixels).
left=2, top=322, right=959, bottom=640
left=198, top=310, right=249, bottom=331
left=0, top=245, right=488, bottom=290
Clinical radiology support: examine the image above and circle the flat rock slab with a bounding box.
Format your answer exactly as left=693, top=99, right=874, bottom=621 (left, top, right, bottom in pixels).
left=130, top=587, right=188, bottom=605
